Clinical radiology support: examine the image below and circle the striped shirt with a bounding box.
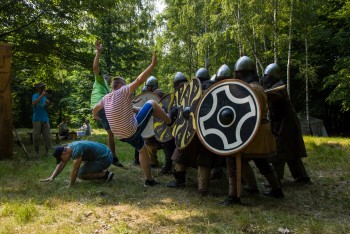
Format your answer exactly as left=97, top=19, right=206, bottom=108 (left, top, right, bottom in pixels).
left=99, top=85, right=137, bottom=139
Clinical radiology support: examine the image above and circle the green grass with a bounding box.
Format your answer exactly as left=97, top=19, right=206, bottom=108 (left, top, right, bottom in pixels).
left=1, top=129, right=349, bottom=233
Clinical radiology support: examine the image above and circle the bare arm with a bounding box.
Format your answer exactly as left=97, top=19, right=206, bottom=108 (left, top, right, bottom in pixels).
left=133, top=106, right=140, bottom=113
left=129, top=52, right=156, bottom=93
left=32, top=91, right=47, bottom=105
left=40, top=161, right=68, bottom=182
left=92, top=103, right=103, bottom=120
left=93, top=40, right=102, bottom=75
left=69, top=157, right=82, bottom=187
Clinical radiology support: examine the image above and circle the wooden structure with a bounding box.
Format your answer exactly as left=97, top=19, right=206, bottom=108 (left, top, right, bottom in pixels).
left=0, top=44, right=12, bottom=159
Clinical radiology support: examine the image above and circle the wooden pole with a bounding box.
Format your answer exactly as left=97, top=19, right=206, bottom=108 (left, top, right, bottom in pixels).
left=236, top=153, right=241, bottom=199
left=0, top=43, right=13, bottom=159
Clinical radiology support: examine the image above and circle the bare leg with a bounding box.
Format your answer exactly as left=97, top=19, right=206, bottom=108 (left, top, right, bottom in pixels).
left=107, top=129, right=117, bottom=158
left=32, top=122, right=41, bottom=155
left=139, top=145, right=153, bottom=180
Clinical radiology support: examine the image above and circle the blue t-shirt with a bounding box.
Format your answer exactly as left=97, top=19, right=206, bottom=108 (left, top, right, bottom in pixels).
left=32, top=93, right=49, bottom=122
left=68, top=140, right=111, bottom=161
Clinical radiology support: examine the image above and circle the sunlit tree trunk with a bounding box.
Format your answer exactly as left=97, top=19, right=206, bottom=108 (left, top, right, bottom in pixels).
left=287, top=0, right=294, bottom=96
left=305, top=36, right=312, bottom=135
left=273, top=0, right=278, bottom=64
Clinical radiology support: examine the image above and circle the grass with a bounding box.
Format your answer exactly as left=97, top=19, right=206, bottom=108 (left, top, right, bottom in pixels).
left=1, top=129, right=349, bottom=233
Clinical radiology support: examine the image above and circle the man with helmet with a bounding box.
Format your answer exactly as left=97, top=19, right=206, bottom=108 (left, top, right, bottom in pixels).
left=143, top=76, right=176, bottom=174
left=168, top=69, right=224, bottom=196
left=262, top=63, right=310, bottom=184
left=173, top=71, right=187, bottom=89
left=220, top=56, right=284, bottom=205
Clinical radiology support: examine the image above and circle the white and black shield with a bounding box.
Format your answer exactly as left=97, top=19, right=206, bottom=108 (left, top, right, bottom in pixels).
left=195, top=79, right=261, bottom=156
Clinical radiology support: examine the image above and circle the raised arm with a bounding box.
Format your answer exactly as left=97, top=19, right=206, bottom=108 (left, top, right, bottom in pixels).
left=129, top=52, right=156, bottom=93
left=93, top=40, right=103, bottom=75
left=32, top=91, right=47, bottom=105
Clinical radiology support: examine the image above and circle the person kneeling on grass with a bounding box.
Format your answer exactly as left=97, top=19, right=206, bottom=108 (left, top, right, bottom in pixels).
left=40, top=140, right=114, bottom=187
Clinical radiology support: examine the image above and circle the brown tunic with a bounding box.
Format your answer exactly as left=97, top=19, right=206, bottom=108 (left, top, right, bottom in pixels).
left=240, top=82, right=276, bottom=158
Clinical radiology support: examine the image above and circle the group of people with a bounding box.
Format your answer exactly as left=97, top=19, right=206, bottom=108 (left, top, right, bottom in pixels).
left=39, top=40, right=310, bottom=205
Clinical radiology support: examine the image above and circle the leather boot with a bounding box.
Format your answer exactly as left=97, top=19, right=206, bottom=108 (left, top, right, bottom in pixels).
left=263, top=171, right=284, bottom=198
left=167, top=171, right=186, bottom=187
left=198, top=166, right=210, bottom=196
left=219, top=196, right=241, bottom=206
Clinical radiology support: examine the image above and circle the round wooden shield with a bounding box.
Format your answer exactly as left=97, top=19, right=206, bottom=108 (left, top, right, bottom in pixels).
left=154, top=92, right=175, bottom=142
left=195, top=79, right=261, bottom=156
left=174, top=82, right=187, bottom=106
left=172, top=78, right=202, bottom=149
left=132, top=91, right=160, bottom=138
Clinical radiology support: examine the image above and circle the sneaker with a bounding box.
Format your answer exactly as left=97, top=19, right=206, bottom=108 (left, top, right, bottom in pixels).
left=112, top=160, right=124, bottom=168
left=106, top=171, right=114, bottom=183
left=144, top=179, right=160, bottom=187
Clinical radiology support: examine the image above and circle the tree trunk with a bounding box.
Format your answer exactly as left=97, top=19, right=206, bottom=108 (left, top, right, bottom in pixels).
left=273, top=0, right=278, bottom=64
left=287, top=0, right=294, bottom=96
left=0, top=44, right=13, bottom=159
left=305, top=37, right=312, bottom=135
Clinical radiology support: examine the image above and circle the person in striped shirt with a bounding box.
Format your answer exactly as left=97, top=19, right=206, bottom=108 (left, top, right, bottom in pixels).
left=92, top=52, right=177, bottom=186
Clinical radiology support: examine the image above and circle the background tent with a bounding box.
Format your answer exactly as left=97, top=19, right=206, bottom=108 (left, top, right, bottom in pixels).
left=300, top=116, right=328, bottom=137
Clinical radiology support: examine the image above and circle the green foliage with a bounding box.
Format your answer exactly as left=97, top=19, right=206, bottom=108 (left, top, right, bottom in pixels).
left=324, top=57, right=350, bottom=112
left=1, top=0, right=350, bottom=133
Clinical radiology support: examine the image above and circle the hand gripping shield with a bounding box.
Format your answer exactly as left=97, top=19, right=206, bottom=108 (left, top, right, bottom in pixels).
left=153, top=82, right=187, bottom=142
left=154, top=92, right=175, bottom=142
left=172, top=78, right=202, bottom=149
left=195, top=79, right=261, bottom=156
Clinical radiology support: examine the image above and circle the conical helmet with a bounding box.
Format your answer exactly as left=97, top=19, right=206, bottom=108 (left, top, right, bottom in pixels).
left=174, top=72, right=187, bottom=83
left=195, top=68, right=210, bottom=81
left=234, top=56, right=255, bottom=72
left=216, top=64, right=233, bottom=80
left=145, top=76, right=158, bottom=90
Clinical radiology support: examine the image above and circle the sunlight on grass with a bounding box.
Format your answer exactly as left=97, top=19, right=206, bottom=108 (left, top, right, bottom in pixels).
left=1, top=130, right=350, bottom=233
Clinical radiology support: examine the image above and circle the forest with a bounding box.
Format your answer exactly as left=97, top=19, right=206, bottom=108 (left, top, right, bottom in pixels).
left=1, top=0, right=350, bottom=136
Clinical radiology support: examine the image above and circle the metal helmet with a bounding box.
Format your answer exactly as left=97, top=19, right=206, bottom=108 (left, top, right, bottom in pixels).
left=234, top=56, right=255, bottom=72
left=262, top=63, right=281, bottom=89
left=145, top=76, right=158, bottom=90
left=173, top=71, right=187, bottom=89
left=234, top=56, right=258, bottom=83
left=174, top=72, right=187, bottom=83
left=210, top=74, right=217, bottom=81
left=141, top=85, right=147, bottom=92
left=195, top=68, right=210, bottom=81
left=216, top=64, right=233, bottom=81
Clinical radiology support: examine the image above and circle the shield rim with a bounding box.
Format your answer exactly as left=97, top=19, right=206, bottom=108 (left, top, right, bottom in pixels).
left=153, top=92, right=175, bottom=142
left=195, top=78, right=261, bottom=156
left=173, top=77, right=202, bottom=149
